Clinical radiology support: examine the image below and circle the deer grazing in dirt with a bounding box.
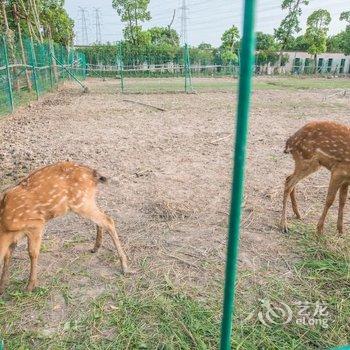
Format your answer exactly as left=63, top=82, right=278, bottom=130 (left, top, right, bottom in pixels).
left=0, top=161, right=132, bottom=294
left=282, top=120, right=350, bottom=235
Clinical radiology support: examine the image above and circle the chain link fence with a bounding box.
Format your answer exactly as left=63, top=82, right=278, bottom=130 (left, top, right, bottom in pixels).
left=0, top=35, right=86, bottom=116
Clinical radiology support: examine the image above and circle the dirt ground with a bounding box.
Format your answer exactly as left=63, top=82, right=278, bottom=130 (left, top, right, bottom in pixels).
left=0, top=77, right=349, bottom=347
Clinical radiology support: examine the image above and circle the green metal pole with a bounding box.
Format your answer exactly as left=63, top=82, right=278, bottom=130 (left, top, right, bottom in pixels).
left=219, top=0, right=256, bottom=349
left=119, top=43, right=124, bottom=93
left=51, top=55, right=88, bottom=92
left=2, top=35, right=14, bottom=112
left=183, top=43, right=192, bottom=93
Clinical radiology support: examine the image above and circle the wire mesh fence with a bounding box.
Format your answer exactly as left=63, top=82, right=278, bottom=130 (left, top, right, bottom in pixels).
left=79, top=42, right=350, bottom=94
left=0, top=34, right=86, bottom=116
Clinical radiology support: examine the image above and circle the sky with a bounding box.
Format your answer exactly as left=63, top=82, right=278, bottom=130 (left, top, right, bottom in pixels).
left=64, top=0, right=349, bottom=47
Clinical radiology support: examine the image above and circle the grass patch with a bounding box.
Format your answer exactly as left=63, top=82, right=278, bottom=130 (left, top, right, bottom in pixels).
left=234, top=222, right=349, bottom=349
left=1, top=222, right=348, bottom=349
left=116, top=76, right=350, bottom=94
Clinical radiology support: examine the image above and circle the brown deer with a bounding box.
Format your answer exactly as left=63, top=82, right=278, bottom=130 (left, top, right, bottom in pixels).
left=0, top=161, right=133, bottom=294
left=281, top=120, right=350, bottom=235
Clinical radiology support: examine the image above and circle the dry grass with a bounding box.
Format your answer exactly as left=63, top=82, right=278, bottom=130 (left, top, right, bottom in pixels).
left=0, top=77, right=349, bottom=348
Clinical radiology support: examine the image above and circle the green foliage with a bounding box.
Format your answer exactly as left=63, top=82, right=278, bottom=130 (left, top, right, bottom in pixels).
left=221, top=50, right=238, bottom=64
left=112, top=0, right=151, bottom=46
left=327, top=32, right=346, bottom=53
left=3, top=0, right=74, bottom=45
left=40, top=1, right=74, bottom=45
left=255, top=32, right=280, bottom=65
left=275, top=0, right=309, bottom=49
left=190, top=47, right=216, bottom=65
left=146, top=26, right=179, bottom=46
left=197, top=42, right=212, bottom=50
left=221, top=25, right=240, bottom=50
left=340, top=11, right=350, bottom=24
left=340, top=11, right=350, bottom=55
left=76, top=44, right=118, bottom=65
left=344, top=29, right=350, bottom=55
left=220, top=25, right=240, bottom=64
left=305, top=9, right=331, bottom=60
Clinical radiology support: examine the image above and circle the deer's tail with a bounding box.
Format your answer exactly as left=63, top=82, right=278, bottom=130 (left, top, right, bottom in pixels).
left=92, top=169, right=108, bottom=184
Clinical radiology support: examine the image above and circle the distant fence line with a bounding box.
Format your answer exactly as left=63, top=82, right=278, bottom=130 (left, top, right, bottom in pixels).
left=0, top=35, right=86, bottom=116
left=85, top=61, right=350, bottom=79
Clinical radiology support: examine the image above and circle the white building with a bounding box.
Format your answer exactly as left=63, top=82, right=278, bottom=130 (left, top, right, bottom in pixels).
left=281, top=51, right=350, bottom=74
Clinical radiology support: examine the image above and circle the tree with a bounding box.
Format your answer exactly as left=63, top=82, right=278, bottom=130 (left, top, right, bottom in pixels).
left=290, top=34, right=308, bottom=51
left=40, top=1, right=74, bottom=45
left=221, top=25, right=239, bottom=50
left=275, top=0, right=309, bottom=51
left=112, top=0, right=151, bottom=46
left=197, top=42, right=212, bottom=50
left=220, top=25, right=240, bottom=63
left=340, top=11, right=350, bottom=55
left=146, top=26, right=179, bottom=46
left=340, top=11, right=350, bottom=24
left=327, top=32, right=345, bottom=53
left=1, top=0, right=74, bottom=45
left=255, top=32, right=280, bottom=66
left=305, top=9, right=331, bottom=71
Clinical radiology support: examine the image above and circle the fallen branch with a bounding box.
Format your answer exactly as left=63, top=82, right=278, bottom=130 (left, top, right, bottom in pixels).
left=162, top=251, right=200, bottom=269
left=322, top=89, right=348, bottom=101
left=122, top=99, right=166, bottom=111
left=210, top=134, right=232, bottom=144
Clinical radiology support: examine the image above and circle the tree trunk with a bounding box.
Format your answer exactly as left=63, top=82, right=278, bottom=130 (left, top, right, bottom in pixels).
left=1, top=0, right=20, bottom=91
left=314, top=54, right=317, bottom=74
left=13, top=3, right=32, bottom=91
left=29, top=0, right=43, bottom=43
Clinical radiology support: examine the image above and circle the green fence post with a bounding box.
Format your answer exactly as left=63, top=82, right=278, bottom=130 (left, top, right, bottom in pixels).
left=117, top=42, right=124, bottom=93
left=2, top=35, right=14, bottom=113
left=49, top=48, right=54, bottom=90
left=219, top=0, right=256, bottom=349
left=183, top=43, right=192, bottom=93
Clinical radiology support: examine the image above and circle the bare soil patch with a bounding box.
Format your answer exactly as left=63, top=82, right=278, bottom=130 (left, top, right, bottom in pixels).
left=0, top=78, right=349, bottom=347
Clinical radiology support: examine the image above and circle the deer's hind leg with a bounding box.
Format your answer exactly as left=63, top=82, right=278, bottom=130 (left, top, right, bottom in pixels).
left=91, top=225, right=104, bottom=253
left=0, top=242, right=17, bottom=294
left=337, top=183, right=348, bottom=235
left=281, top=154, right=320, bottom=232
left=26, top=222, right=44, bottom=292
left=317, top=170, right=344, bottom=235
left=73, top=203, right=132, bottom=275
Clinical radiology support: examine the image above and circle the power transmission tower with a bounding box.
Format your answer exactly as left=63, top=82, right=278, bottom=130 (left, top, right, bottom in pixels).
left=180, top=0, right=192, bottom=92
left=180, top=0, right=188, bottom=45
left=78, top=7, right=89, bottom=45
left=94, top=7, right=102, bottom=44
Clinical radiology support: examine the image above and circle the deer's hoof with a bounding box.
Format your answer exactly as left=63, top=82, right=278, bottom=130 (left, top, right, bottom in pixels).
left=26, top=283, right=37, bottom=293
left=122, top=268, right=137, bottom=276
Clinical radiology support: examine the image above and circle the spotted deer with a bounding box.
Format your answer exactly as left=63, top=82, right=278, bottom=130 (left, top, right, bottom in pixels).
left=282, top=120, right=350, bottom=234
left=0, top=161, right=132, bottom=294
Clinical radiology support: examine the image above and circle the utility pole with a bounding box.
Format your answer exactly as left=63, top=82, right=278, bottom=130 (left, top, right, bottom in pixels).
left=94, top=7, right=102, bottom=44
left=78, top=7, right=89, bottom=45
left=180, top=0, right=188, bottom=45
left=180, top=0, right=192, bottom=92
